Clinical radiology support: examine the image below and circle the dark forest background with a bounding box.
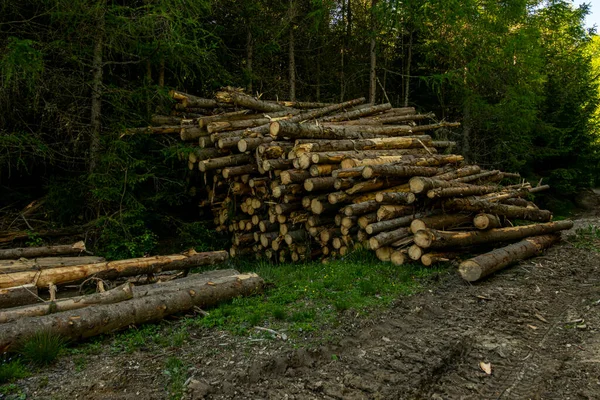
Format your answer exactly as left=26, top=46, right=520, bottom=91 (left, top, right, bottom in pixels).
left=1, top=0, right=599, bottom=258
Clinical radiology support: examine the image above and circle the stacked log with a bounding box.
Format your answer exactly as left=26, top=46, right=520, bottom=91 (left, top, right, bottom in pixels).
left=128, top=87, right=570, bottom=279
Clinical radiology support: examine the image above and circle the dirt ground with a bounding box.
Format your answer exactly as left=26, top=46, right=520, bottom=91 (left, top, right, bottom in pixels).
left=12, top=217, right=600, bottom=400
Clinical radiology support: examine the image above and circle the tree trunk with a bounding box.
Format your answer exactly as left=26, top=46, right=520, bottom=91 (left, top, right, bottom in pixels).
left=88, top=3, right=105, bottom=173
left=0, top=284, right=40, bottom=309
left=247, top=28, right=253, bottom=93
left=413, top=220, right=573, bottom=250
left=280, top=169, right=311, bottom=185
left=369, top=0, right=378, bottom=104
left=409, top=213, right=473, bottom=234
left=198, top=154, right=254, bottom=172
left=293, top=135, right=433, bottom=156
left=375, top=192, right=416, bottom=204
left=363, top=164, right=439, bottom=179
left=341, top=154, right=464, bottom=169
left=459, top=235, right=560, bottom=282
left=0, top=251, right=228, bottom=289
left=159, top=58, right=165, bottom=87
left=473, top=213, right=503, bottom=230
left=0, top=273, right=263, bottom=352
left=0, top=256, right=105, bottom=274
left=409, top=177, right=470, bottom=194
left=444, top=198, right=552, bottom=222
left=365, top=214, right=421, bottom=235
left=320, top=103, right=392, bottom=122
left=434, top=165, right=481, bottom=180
left=0, top=283, right=134, bottom=323
left=289, top=22, right=296, bottom=101
left=427, top=185, right=501, bottom=199
left=376, top=205, right=414, bottom=221
left=0, top=242, right=87, bottom=260
left=215, top=90, right=288, bottom=113
left=369, top=227, right=411, bottom=250
left=404, top=30, right=413, bottom=107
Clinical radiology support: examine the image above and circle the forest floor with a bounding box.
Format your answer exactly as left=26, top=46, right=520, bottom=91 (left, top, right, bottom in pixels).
left=4, top=215, right=600, bottom=400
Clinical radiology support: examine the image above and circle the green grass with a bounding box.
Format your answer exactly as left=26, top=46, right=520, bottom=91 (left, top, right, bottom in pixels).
left=163, top=357, right=188, bottom=400
left=0, top=358, right=29, bottom=384
left=17, top=331, right=66, bottom=366
left=188, top=248, right=447, bottom=338
left=570, top=225, right=600, bottom=252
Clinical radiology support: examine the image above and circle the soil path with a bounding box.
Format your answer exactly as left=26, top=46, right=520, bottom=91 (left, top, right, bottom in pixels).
left=15, top=220, right=600, bottom=400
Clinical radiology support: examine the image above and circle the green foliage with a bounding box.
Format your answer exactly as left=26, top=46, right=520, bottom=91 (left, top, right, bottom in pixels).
left=0, top=357, right=29, bottom=385
left=163, top=357, right=188, bottom=400
left=571, top=225, right=600, bottom=252
left=17, top=331, right=67, bottom=366
left=192, top=249, right=447, bottom=337
left=0, top=37, right=43, bottom=92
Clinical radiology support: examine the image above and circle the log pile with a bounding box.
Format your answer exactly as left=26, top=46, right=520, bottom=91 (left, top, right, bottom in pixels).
left=0, top=241, right=263, bottom=348
left=136, top=87, right=572, bottom=281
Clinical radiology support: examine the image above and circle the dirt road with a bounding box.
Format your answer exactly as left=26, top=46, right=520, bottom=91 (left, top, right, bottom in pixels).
left=15, top=220, right=600, bottom=399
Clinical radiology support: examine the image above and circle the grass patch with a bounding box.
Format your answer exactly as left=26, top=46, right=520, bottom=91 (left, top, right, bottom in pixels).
left=570, top=225, right=600, bottom=252
left=17, top=331, right=66, bottom=366
left=0, top=358, right=29, bottom=384
left=191, top=248, right=447, bottom=338
left=163, top=356, right=188, bottom=400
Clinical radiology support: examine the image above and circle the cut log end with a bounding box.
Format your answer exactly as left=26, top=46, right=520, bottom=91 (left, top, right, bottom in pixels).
left=413, top=230, right=433, bottom=248
left=458, top=260, right=483, bottom=282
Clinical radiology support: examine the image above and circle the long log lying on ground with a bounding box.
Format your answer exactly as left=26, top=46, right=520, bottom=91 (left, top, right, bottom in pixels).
left=0, top=256, right=106, bottom=273
left=0, top=250, right=228, bottom=289
left=413, top=220, right=573, bottom=250
left=292, top=136, right=434, bottom=156
left=409, top=214, right=473, bottom=234
left=0, top=283, right=134, bottom=323
left=0, top=273, right=264, bottom=351
left=444, top=198, right=553, bottom=222
left=320, top=103, right=392, bottom=122
left=0, top=241, right=88, bottom=260
left=458, top=234, right=560, bottom=282
left=285, top=98, right=365, bottom=123
left=0, top=224, right=96, bottom=244
left=0, top=284, right=40, bottom=309
left=215, top=90, right=288, bottom=112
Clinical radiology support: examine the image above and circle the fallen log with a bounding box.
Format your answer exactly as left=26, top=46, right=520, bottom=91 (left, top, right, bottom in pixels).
left=0, top=256, right=106, bottom=274
left=0, top=250, right=228, bottom=289
left=473, top=213, right=503, bottom=230
left=0, top=284, right=40, bottom=309
left=369, top=227, right=412, bottom=250
left=444, top=198, right=552, bottom=222
left=413, top=220, right=573, bottom=250
left=365, top=214, right=421, bottom=235
left=215, top=90, right=288, bottom=112
left=0, top=242, right=88, bottom=260
left=0, top=283, right=134, bottom=323
left=362, top=165, right=440, bottom=179
left=409, top=214, right=473, bottom=234
left=0, top=273, right=264, bottom=352
left=458, top=235, right=560, bottom=282
left=198, top=154, right=255, bottom=172
left=320, top=103, right=392, bottom=122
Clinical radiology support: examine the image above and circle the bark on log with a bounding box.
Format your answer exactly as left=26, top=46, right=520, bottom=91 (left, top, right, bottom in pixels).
left=0, top=242, right=87, bottom=260
left=263, top=159, right=293, bottom=171
left=377, top=205, right=414, bottom=221
left=357, top=213, right=378, bottom=229
left=369, top=227, right=411, bottom=250
left=473, top=213, right=503, bottom=230
left=0, top=284, right=40, bottom=309
left=365, top=214, right=421, bottom=235
left=284, top=98, right=365, bottom=123
left=197, top=111, right=254, bottom=129
left=458, top=235, right=560, bottom=282
left=238, top=137, right=273, bottom=152
left=280, top=169, right=311, bottom=185
left=0, top=256, right=105, bottom=274
left=181, top=126, right=209, bottom=141
left=304, top=177, right=336, bottom=192
left=198, top=154, right=255, bottom=172
left=342, top=200, right=380, bottom=216
left=188, top=148, right=222, bottom=163
left=409, top=177, right=469, bottom=194
left=271, top=121, right=439, bottom=140
left=414, top=220, right=573, bottom=250
left=0, top=251, right=229, bottom=289
left=444, top=198, right=552, bottom=222
left=362, top=165, right=440, bottom=179
left=0, top=283, right=134, bottom=323
left=308, top=149, right=433, bottom=166
left=215, top=90, right=288, bottom=112
left=346, top=179, right=403, bottom=195
left=427, top=185, right=501, bottom=199
left=310, top=164, right=340, bottom=177
left=433, top=165, right=481, bottom=181
left=409, top=214, right=473, bottom=234
left=0, top=224, right=96, bottom=244
left=222, top=164, right=258, bottom=178
left=332, top=167, right=364, bottom=178
left=341, top=154, right=464, bottom=169
left=319, top=103, right=392, bottom=122
left=375, top=192, right=416, bottom=204
left=0, top=273, right=264, bottom=351
left=293, top=136, right=433, bottom=156
left=170, top=91, right=218, bottom=108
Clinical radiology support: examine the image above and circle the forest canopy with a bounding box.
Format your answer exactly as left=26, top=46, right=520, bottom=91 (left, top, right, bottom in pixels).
left=0, top=0, right=598, bottom=257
